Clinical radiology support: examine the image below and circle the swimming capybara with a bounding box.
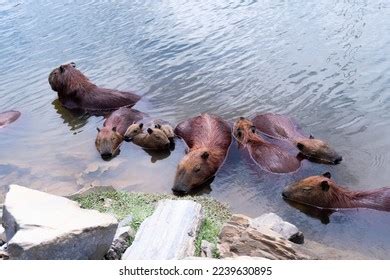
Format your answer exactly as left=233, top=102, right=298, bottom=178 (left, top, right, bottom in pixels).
left=95, top=107, right=144, bottom=160
left=48, top=62, right=141, bottom=113
left=233, top=117, right=301, bottom=173
left=0, top=110, right=21, bottom=128
left=251, top=113, right=342, bottom=165
left=282, top=172, right=390, bottom=212
left=172, top=113, right=232, bottom=194
left=123, top=123, right=171, bottom=150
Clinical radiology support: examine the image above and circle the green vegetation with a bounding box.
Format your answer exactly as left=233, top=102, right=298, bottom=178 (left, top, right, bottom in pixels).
left=74, top=190, right=231, bottom=256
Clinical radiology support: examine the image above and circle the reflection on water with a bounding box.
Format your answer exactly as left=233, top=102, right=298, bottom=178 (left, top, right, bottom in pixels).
left=0, top=0, right=390, bottom=258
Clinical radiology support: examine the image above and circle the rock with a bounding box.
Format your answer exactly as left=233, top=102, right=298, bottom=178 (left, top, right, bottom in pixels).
left=218, top=214, right=310, bottom=260
left=118, top=214, right=133, bottom=227
left=0, top=225, right=5, bottom=244
left=3, top=184, right=118, bottom=260
left=200, top=240, right=216, bottom=258
left=251, top=213, right=304, bottom=244
left=105, top=226, right=136, bottom=260
left=122, top=199, right=203, bottom=260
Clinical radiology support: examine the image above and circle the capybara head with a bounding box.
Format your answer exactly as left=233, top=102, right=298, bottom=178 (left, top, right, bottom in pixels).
left=172, top=148, right=216, bottom=194
left=95, top=126, right=123, bottom=160
left=124, top=123, right=144, bottom=142
left=48, top=62, right=89, bottom=92
left=296, top=136, right=342, bottom=164
left=282, top=172, right=336, bottom=208
left=233, top=117, right=256, bottom=143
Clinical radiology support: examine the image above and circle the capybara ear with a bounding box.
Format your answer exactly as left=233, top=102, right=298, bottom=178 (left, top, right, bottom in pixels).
left=59, top=65, right=65, bottom=73
left=309, top=134, right=315, bottom=139
left=297, top=142, right=304, bottom=150
left=322, top=172, right=331, bottom=178
left=321, top=181, right=330, bottom=192
left=201, top=151, right=209, bottom=160
left=251, top=125, right=256, bottom=133
left=96, top=127, right=100, bottom=132
left=112, top=126, right=117, bottom=132
left=239, top=117, right=245, bottom=120
left=155, top=124, right=161, bottom=129
left=139, top=123, right=144, bottom=129
left=70, top=62, right=76, bottom=68
left=147, top=128, right=153, bottom=134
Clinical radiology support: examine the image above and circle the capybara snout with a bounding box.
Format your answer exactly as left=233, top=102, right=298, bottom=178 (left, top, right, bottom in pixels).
left=296, top=138, right=342, bottom=165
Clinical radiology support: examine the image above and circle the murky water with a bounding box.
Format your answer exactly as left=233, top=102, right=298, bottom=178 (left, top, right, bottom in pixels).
left=1, top=0, right=389, bottom=258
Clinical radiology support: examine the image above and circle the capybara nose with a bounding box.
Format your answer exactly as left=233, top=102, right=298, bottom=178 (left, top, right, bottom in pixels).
left=334, top=156, right=343, bottom=164
left=282, top=191, right=288, bottom=199
left=124, top=136, right=132, bottom=142
left=101, top=153, right=112, bottom=160
left=171, top=185, right=189, bottom=196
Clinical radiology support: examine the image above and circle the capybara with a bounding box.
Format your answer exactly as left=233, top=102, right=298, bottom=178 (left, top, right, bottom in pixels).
left=95, top=107, right=144, bottom=160
left=233, top=117, right=301, bottom=173
left=251, top=113, right=342, bottom=164
left=124, top=123, right=171, bottom=150
left=282, top=172, right=390, bottom=212
left=0, top=110, right=21, bottom=128
left=172, top=113, right=232, bottom=194
left=48, top=62, right=141, bottom=112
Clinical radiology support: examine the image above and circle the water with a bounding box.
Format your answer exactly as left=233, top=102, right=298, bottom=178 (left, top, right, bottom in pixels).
left=0, top=0, right=389, bottom=258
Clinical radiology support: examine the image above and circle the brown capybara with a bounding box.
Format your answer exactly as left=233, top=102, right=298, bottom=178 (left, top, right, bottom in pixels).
left=123, top=123, right=170, bottom=150
left=48, top=62, right=141, bottom=112
left=233, top=117, right=301, bottom=173
left=95, top=107, right=144, bottom=160
left=251, top=113, right=342, bottom=165
left=282, top=172, right=390, bottom=212
left=0, top=110, right=21, bottom=128
left=172, top=113, right=232, bottom=194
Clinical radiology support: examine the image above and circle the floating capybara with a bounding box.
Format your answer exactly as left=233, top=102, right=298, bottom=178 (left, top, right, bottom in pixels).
left=233, top=117, right=301, bottom=173
left=251, top=113, right=342, bottom=165
left=48, top=62, right=140, bottom=113
left=95, top=107, right=144, bottom=160
left=124, top=123, right=171, bottom=150
left=282, top=172, right=390, bottom=212
left=0, top=110, right=21, bottom=128
left=172, top=113, right=232, bottom=194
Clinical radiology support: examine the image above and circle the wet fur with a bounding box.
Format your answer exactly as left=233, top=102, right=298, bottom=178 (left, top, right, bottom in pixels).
left=173, top=113, right=232, bottom=193
left=233, top=118, right=301, bottom=173
left=95, top=107, right=144, bottom=158
left=251, top=113, right=342, bottom=164
left=283, top=174, right=390, bottom=212
left=48, top=63, right=141, bottom=113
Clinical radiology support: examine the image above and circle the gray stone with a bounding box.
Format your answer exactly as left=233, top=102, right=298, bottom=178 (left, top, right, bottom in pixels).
left=200, top=240, right=216, bottom=258
left=118, top=215, right=133, bottom=227
left=3, top=184, right=118, bottom=260
left=122, top=199, right=203, bottom=260
left=0, top=224, right=5, bottom=244
left=105, top=226, right=136, bottom=260
left=251, top=213, right=304, bottom=244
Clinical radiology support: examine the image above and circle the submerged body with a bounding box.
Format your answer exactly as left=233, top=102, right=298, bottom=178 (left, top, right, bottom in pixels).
left=48, top=62, right=141, bottom=113
left=172, top=113, right=232, bottom=194
left=95, top=107, right=144, bottom=160
left=283, top=172, right=390, bottom=212
left=251, top=113, right=342, bottom=164
left=0, top=110, right=21, bottom=128
left=233, top=117, right=301, bottom=173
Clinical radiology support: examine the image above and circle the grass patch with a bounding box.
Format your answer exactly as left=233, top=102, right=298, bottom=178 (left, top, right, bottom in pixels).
left=74, top=190, right=231, bottom=256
